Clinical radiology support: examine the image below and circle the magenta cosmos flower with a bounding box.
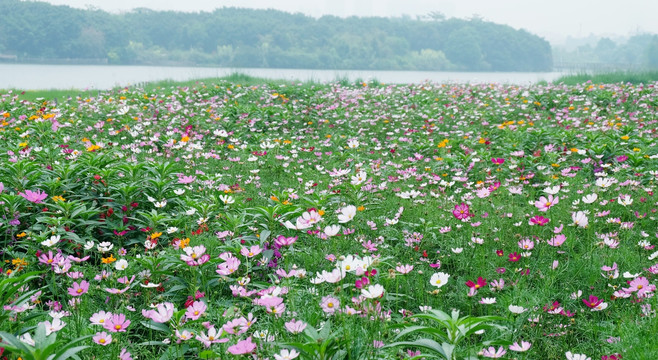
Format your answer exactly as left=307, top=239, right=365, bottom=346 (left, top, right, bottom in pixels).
left=452, top=203, right=472, bottom=220
left=528, top=215, right=550, bottom=226
left=103, top=313, right=131, bottom=332
left=227, top=336, right=257, bottom=355
left=67, top=280, right=90, bottom=297
left=19, top=189, right=48, bottom=203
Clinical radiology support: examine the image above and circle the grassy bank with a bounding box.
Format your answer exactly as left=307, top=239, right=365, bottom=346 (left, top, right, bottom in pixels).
left=0, top=72, right=380, bottom=102
left=554, top=70, right=658, bottom=85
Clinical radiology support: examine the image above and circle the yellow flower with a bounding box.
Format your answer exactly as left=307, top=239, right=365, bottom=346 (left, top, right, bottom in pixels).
left=181, top=135, right=190, bottom=142
left=86, top=145, right=101, bottom=152
left=318, top=209, right=325, bottom=216
left=357, top=206, right=365, bottom=212
left=179, top=238, right=190, bottom=248
left=150, top=232, right=162, bottom=240
left=52, top=196, right=65, bottom=202
left=16, top=232, right=27, bottom=238
left=621, top=135, right=629, bottom=140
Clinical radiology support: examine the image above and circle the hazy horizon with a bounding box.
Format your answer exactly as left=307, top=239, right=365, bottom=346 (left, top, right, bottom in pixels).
left=39, top=0, right=657, bottom=44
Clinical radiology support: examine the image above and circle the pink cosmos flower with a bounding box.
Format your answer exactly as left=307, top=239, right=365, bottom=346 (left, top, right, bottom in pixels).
left=529, top=215, right=550, bottom=226
left=19, top=189, right=48, bottom=203
left=93, top=331, right=112, bottom=346
left=90, top=311, right=113, bottom=326
left=534, top=195, right=559, bottom=212
left=240, top=245, right=263, bottom=258
left=67, top=280, right=89, bottom=297
left=491, top=158, right=505, bottom=165
left=185, top=301, right=207, bottom=320
left=452, top=203, right=472, bottom=220
left=396, top=264, right=414, bottom=274
left=227, top=336, right=257, bottom=355
left=320, top=296, right=340, bottom=314
left=142, top=302, right=174, bottom=323
left=509, top=341, right=532, bottom=352
left=119, top=348, right=132, bottom=360
left=284, top=319, right=308, bottom=334
left=223, top=318, right=249, bottom=335
left=518, top=239, right=535, bottom=250
left=180, top=245, right=210, bottom=266
left=547, top=234, right=566, bottom=247
left=103, top=313, right=131, bottom=333
left=482, top=346, right=507, bottom=358
left=39, top=251, right=64, bottom=267
left=196, top=326, right=229, bottom=347
left=274, top=235, right=298, bottom=247
left=42, top=318, right=66, bottom=335
left=216, top=257, right=241, bottom=275
left=625, top=277, right=655, bottom=298
left=178, top=175, right=196, bottom=184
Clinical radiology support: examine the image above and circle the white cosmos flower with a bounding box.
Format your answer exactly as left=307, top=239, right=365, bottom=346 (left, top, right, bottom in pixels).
left=508, top=305, right=527, bottom=314
left=154, top=200, right=167, bottom=208
left=617, top=194, right=633, bottom=206
left=572, top=211, right=589, bottom=228
left=337, top=205, right=357, bottom=223
left=166, top=227, right=179, bottom=234
left=115, top=259, right=128, bottom=271
left=543, top=185, right=560, bottom=195
left=429, top=272, right=450, bottom=288
left=581, top=194, right=597, bottom=204
left=42, top=235, right=60, bottom=247
left=97, top=242, right=113, bottom=253
left=324, top=225, right=341, bottom=237
left=565, top=352, right=591, bottom=360
left=219, top=195, right=235, bottom=204
left=174, top=189, right=185, bottom=195
left=361, top=284, right=385, bottom=299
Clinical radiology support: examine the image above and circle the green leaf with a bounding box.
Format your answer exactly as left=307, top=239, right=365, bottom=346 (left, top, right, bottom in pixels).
left=141, top=321, right=171, bottom=333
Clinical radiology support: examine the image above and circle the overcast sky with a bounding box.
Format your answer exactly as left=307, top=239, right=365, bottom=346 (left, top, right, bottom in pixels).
left=41, top=0, right=656, bottom=43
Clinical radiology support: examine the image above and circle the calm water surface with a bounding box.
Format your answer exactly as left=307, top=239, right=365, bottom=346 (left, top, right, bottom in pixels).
left=0, top=64, right=564, bottom=90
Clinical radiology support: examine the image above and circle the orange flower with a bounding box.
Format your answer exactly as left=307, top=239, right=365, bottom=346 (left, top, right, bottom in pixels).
left=102, top=254, right=117, bottom=264
left=357, top=206, right=365, bottom=212
left=150, top=232, right=162, bottom=240
left=16, top=232, right=27, bottom=238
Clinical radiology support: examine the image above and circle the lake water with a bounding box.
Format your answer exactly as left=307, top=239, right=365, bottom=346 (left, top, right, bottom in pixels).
left=0, top=64, right=564, bottom=90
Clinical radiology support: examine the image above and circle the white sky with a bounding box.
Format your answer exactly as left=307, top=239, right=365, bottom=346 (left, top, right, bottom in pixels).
left=40, top=0, right=657, bottom=43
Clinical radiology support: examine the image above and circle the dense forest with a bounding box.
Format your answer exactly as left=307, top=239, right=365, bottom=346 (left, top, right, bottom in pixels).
left=0, top=0, right=553, bottom=71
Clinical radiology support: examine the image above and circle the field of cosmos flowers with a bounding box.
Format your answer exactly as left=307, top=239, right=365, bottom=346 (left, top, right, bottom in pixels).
left=0, top=79, right=657, bottom=360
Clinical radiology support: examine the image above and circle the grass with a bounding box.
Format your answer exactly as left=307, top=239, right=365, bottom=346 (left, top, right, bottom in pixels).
left=554, top=70, right=658, bottom=85
left=1, top=72, right=383, bottom=102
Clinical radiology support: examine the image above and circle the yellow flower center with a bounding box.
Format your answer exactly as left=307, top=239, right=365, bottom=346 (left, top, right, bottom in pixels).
left=99, top=339, right=106, bottom=344
left=328, top=302, right=334, bottom=308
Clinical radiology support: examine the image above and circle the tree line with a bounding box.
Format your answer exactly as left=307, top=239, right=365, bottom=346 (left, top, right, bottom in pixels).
left=0, top=0, right=553, bottom=71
